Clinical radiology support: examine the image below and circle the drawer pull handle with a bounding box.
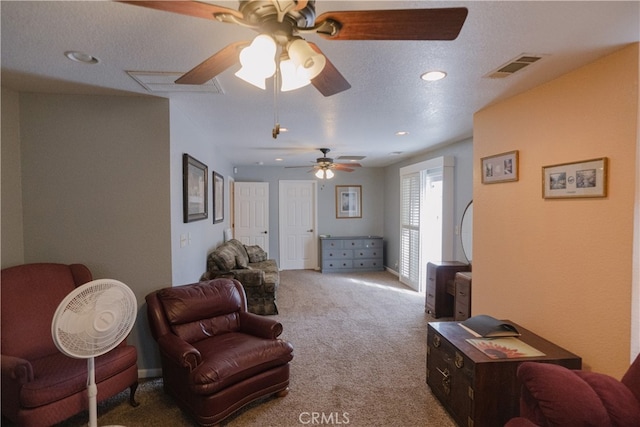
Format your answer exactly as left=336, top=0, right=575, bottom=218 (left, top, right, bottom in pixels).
left=455, top=352, right=464, bottom=369
left=433, top=335, right=441, bottom=347
left=436, top=367, right=450, bottom=378
left=436, top=367, right=451, bottom=396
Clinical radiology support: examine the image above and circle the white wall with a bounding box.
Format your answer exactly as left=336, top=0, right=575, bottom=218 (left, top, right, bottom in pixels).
left=383, top=138, right=474, bottom=272
left=169, top=101, right=234, bottom=285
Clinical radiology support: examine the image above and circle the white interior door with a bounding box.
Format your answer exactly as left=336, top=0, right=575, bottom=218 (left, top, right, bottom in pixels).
left=279, top=180, right=317, bottom=270
left=234, top=182, right=269, bottom=255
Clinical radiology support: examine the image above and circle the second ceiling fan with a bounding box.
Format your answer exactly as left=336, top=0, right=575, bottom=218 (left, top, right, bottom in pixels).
left=286, top=148, right=361, bottom=179
left=121, top=0, right=468, bottom=96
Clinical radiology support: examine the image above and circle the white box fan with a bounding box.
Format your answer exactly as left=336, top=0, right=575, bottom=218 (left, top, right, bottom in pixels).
left=51, top=279, right=137, bottom=427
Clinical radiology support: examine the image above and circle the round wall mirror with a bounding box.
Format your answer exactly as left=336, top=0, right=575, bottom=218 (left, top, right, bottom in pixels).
left=461, top=200, right=473, bottom=264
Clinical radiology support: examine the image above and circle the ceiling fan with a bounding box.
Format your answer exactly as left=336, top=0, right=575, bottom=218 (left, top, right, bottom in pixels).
left=286, top=148, right=361, bottom=179
left=120, top=1, right=468, bottom=96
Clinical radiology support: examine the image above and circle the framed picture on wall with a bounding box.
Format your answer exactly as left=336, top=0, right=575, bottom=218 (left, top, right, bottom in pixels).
left=542, top=157, right=608, bottom=199
left=481, top=150, right=519, bottom=184
left=336, top=185, right=362, bottom=218
left=213, top=171, right=224, bottom=223
left=183, top=153, right=208, bottom=223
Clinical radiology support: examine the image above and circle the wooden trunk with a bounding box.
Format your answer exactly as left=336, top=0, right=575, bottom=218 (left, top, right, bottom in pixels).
left=427, top=321, right=581, bottom=427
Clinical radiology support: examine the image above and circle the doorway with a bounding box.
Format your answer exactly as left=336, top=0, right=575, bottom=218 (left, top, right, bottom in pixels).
left=278, top=180, right=318, bottom=270
left=399, top=156, right=454, bottom=292
left=234, top=182, right=269, bottom=254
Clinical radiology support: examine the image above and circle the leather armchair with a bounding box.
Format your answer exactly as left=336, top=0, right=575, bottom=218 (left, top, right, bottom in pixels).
left=146, top=278, right=293, bottom=426
left=506, top=354, right=640, bottom=426
left=1, top=263, right=139, bottom=426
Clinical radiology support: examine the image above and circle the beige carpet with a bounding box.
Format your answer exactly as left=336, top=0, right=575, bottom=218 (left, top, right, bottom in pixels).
left=49, top=270, right=455, bottom=426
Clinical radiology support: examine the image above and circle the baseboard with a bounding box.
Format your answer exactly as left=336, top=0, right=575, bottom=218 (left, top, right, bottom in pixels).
left=385, top=267, right=399, bottom=276
left=139, top=368, right=162, bottom=379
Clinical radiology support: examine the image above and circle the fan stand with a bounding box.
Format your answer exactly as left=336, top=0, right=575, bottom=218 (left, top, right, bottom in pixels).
left=88, top=357, right=98, bottom=427
left=88, top=357, right=127, bottom=427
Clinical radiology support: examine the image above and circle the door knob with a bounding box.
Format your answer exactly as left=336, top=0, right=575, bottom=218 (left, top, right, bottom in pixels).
left=262, top=231, right=268, bottom=234
left=307, top=229, right=313, bottom=232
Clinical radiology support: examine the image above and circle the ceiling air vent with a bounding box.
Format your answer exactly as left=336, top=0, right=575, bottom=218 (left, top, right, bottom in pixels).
left=484, top=54, right=546, bottom=79
left=127, top=71, right=224, bottom=93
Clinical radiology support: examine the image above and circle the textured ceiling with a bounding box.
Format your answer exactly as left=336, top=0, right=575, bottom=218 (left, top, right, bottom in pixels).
left=2, top=1, right=638, bottom=167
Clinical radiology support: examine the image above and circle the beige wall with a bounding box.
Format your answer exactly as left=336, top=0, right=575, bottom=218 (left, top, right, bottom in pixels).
left=15, top=93, right=173, bottom=373
left=473, top=44, right=639, bottom=378
left=1, top=88, right=25, bottom=268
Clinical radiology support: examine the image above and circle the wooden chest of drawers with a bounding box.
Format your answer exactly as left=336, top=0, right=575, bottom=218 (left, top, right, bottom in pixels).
left=426, top=262, right=469, bottom=317
left=320, top=236, right=384, bottom=273
left=427, top=321, right=581, bottom=427
left=453, top=272, right=472, bottom=321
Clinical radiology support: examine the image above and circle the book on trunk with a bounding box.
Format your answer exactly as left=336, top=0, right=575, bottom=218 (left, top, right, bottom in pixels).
left=459, top=314, right=521, bottom=338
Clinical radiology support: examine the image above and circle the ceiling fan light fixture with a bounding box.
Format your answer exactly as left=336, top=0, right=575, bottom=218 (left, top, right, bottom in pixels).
left=280, top=56, right=311, bottom=92
left=315, top=168, right=334, bottom=179
left=288, top=38, right=326, bottom=80
left=235, top=34, right=277, bottom=89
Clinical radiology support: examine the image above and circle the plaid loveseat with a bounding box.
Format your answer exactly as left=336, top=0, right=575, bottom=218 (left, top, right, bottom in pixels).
left=201, top=239, right=279, bottom=315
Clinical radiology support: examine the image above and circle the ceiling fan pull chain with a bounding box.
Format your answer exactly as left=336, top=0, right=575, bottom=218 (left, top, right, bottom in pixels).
left=272, top=65, right=280, bottom=139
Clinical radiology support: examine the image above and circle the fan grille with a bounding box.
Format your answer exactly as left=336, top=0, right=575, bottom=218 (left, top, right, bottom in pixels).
left=52, top=279, right=137, bottom=359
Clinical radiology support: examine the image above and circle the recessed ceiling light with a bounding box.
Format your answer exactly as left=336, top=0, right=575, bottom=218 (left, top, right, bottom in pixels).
left=395, top=131, right=409, bottom=136
left=64, top=51, right=99, bottom=64
left=275, top=158, right=283, bottom=162
left=420, top=70, right=446, bottom=81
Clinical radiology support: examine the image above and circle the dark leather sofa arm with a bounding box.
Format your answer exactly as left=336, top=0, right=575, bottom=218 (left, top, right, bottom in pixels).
left=239, top=312, right=283, bottom=339
left=157, top=334, right=201, bottom=371
left=1, top=354, right=34, bottom=383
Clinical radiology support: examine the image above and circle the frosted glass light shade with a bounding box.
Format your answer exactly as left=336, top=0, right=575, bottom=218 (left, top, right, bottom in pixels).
left=315, top=168, right=334, bottom=179
left=280, top=58, right=311, bottom=92
left=235, top=35, right=277, bottom=89
left=288, top=39, right=326, bottom=80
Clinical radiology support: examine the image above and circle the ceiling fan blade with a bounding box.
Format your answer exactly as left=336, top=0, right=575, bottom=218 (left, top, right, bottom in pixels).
left=335, top=162, right=362, bottom=168
left=315, top=7, right=468, bottom=41
left=333, top=165, right=355, bottom=172
left=294, top=0, right=309, bottom=12
left=175, top=41, right=247, bottom=85
left=119, top=0, right=243, bottom=21
left=307, top=43, right=351, bottom=97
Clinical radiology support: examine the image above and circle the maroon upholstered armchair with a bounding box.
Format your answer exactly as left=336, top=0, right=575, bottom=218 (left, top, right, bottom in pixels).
left=1, top=263, right=139, bottom=427
left=505, top=354, right=640, bottom=426
left=146, top=278, right=293, bottom=426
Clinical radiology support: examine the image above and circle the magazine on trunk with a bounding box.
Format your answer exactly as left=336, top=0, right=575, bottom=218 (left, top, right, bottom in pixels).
left=459, top=314, right=521, bottom=338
